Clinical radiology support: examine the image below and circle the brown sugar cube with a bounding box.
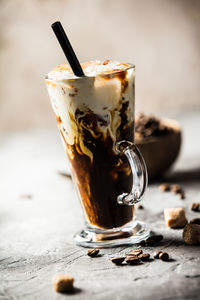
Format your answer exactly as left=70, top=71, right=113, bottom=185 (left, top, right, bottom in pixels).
left=164, top=208, right=188, bottom=228
left=183, top=224, right=200, bottom=245
left=53, top=274, right=74, bottom=293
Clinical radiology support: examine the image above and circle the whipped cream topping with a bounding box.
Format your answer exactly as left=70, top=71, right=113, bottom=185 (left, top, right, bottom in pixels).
left=47, top=60, right=132, bottom=80
left=46, top=60, right=135, bottom=162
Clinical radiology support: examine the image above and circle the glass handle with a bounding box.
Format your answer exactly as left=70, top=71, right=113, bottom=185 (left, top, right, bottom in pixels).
left=116, top=141, right=148, bottom=205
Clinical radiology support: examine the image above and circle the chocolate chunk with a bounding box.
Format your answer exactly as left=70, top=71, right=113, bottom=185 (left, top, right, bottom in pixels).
left=190, top=218, right=200, bottom=225
left=111, top=257, right=125, bottom=265
left=153, top=250, right=162, bottom=259
left=53, top=274, right=74, bottom=293
left=126, top=249, right=143, bottom=256
left=159, top=252, right=169, bottom=261
left=125, top=256, right=140, bottom=265
left=138, top=253, right=150, bottom=261
left=159, top=184, right=170, bottom=192
left=87, top=249, right=99, bottom=257
left=190, top=203, right=200, bottom=212
left=145, top=235, right=163, bottom=246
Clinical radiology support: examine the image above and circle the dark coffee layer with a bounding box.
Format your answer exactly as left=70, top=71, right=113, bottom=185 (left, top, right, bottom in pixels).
left=64, top=103, right=135, bottom=229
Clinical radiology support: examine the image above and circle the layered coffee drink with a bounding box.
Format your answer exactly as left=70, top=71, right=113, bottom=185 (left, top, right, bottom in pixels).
left=46, top=60, right=135, bottom=229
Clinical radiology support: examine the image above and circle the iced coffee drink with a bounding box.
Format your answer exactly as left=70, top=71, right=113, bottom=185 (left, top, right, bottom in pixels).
left=46, top=60, right=135, bottom=229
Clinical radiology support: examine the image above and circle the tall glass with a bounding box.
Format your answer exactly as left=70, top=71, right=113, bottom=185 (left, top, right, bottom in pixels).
left=45, top=64, right=149, bottom=247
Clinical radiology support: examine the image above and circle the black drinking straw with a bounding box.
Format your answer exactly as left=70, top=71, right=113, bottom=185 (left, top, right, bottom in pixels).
left=51, top=21, right=85, bottom=77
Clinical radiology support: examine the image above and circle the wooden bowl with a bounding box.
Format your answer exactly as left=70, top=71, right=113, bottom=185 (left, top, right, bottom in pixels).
left=135, top=119, right=181, bottom=180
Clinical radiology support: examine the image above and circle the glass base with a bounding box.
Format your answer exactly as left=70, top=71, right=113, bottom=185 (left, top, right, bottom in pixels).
left=74, top=220, right=150, bottom=248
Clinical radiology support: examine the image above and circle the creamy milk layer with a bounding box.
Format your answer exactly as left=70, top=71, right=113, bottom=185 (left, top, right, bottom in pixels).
left=46, top=60, right=135, bottom=162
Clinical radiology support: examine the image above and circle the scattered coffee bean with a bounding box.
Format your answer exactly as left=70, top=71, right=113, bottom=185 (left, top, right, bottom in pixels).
left=171, top=185, right=185, bottom=199
left=159, top=184, right=170, bottom=192
left=125, top=256, right=140, bottom=265
left=135, top=113, right=169, bottom=138
left=177, top=192, right=185, bottom=199
left=53, top=274, right=74, bottom=293
left=159, top=252, right=169, bottom=261
left=137, top=204, right=144, bottom=210
left=111, top=257, right=125, bottom=265
left=183, top=223, right=200, bottom=245
left=125, top=254, right=139, bottom=260
left=170, top=184, right=182, bottom=194
left=159, top=183, right=185, bottom=199
left=190, top=203, right=200, bottom=212
left=138, top=253, right=150, bottom=261
left=153, top=250, right=162, bottom=259
left=126, top=249, right=143, bottom=256
left=164, top=208, right=188, bottom=228
left=190, top=218, right=200, bottom=225
left=145, top=235, right=163, bottom=246
left=87, top=249, right=99, bottom=257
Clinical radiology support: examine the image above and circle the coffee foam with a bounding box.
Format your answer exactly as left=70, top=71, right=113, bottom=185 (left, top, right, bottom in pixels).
left=47, top=60, right=132, bottom=80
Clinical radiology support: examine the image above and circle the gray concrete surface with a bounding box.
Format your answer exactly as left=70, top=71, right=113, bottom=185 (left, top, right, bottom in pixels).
left=0, top=111, right=200, bottom=299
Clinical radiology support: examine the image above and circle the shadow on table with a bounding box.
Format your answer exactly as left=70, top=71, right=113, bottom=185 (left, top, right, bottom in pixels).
left=161, top=236, right=186, bottom=248
left=160, top=235, right=200, bottom=252
left=59, top=287, right=82, bottom=296
left=151, top=166, right=200, bottom=184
